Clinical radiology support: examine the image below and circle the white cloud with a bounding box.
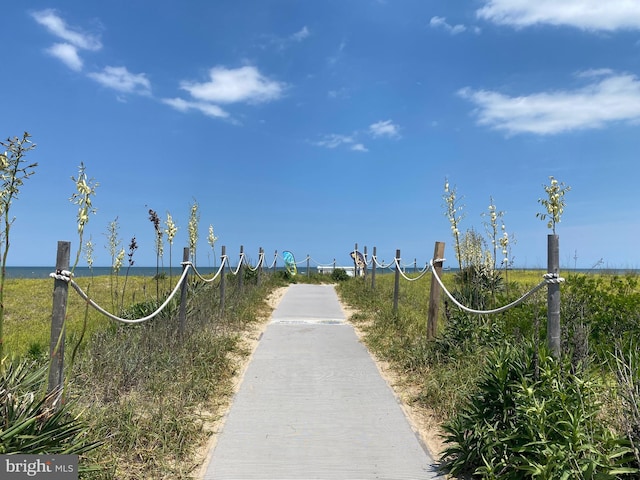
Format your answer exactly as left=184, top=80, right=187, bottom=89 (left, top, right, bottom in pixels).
left=429, top=16, right=467, bottom=35
left=351, top=143, right=368, bottom=152
left=459, top=71, right=640, bottom=135
left=87, top=66, right=151, bottom=95
left=369, top=120, right=400, bottom=138
left=31, top=9, right=102, bottom=50
left=46, top=43, right=83, bottom=71
left=477, top=0, right=640, bottom=31
left=162, top=98, right=229, bottom=118
left=291, top=26, right=310, bottom=42
left=180, top=66, right=285, bottom=104
left=313, top=134, right=356, bottom=149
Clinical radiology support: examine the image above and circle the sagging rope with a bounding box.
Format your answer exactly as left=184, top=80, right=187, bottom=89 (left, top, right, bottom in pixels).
left=371, top=255, right=395, bottom=269
left=190, top=257, right=227, bottom=283
left=245, top=252, right=265, bottom=272
left=51, top=265, right=192, bottom=324
left=394, top=257, right=432, bottom=281
left=429, top=259, right=564, bottom=315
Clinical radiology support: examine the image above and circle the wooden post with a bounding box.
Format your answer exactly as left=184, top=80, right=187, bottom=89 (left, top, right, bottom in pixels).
left=220, top=246, right=226, bottom=313
left=258, top=247, right=263, bottom=285
left=273, top=250, right=277, bottom=274
left=306, top=255, right=310, bottom=277
left=353, top=243, right=358, bottom=277
left=238, top=245, right=244, bottom=290
left=427, top=241, right=445, bottom=339
left=393, top=249, right=400, bottom=314
left=48, top=241, right=71, bottom=400
left=178, top=247, right=189, bottom=335
left=363, top=246, right=368, bottom=278
left=371, top=246, right=377, bottom=290
left=547, top=234, right=561, bottom=358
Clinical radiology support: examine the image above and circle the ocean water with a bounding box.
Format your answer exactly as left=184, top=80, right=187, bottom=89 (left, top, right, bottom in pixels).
left=4, top=265, right=636, bottom=280
left=3, top=266, right=222, bottom=279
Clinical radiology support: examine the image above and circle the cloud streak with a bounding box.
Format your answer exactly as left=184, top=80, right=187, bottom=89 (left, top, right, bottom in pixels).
left=313, top=119, right=401, bottom=152
left=429, top=16, right=471, bottom=35
left=31, top=9, right=102, bottom=50
left=87, top=66, right=152, bottom=95
left=459, top=71, right=640, bottom=135
left=477, top=0, right=640, bottom=31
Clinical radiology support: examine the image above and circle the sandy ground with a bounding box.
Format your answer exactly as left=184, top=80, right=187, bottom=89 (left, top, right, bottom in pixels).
left=194, top=284, right=445, bottom=478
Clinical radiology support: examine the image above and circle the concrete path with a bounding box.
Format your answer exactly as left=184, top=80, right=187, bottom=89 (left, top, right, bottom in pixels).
left=202, top=284, right=442, bottom=479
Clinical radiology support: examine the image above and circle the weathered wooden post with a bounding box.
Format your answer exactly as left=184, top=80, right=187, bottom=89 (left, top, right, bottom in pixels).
left=258, top=247, right=263, bottom=285
left=238, top=245, right=244, bottom=290
left=179, top=247, right=189, bottom=335
left=371, top=246, right=377, bottom=290
left=353, top=243, right=358, bottom=277
left=547, top=234, right=561, bottom=357
left=393, top=249, right=400, bottom=314
left=306, top=254, right=310, bottom=277
left=48, top=241, right=71, bottom=400
left=427, top=241, right=445, bottom=339
left=220, top=246, right=226, bottom=313
left=273, top=250, right=277, bottom=274
left=363, top=246, right=368, bottom=277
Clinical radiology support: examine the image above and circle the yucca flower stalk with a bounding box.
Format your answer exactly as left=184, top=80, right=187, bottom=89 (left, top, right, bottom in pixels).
left=443, top=178, right=465, bottom=272
left=105, top=218, right=122, bottom=311
left=0, top=132, right=37, bottom=359
left=188, top=200, right=200, bottom=265
left=483, top=197, right=503, bottom=271
left=121, top=236, right=138, bottom=310
left=164, top=212, right=178, bottom=284
left=148, top=209, right=163, bottom=300
left=84, top=237, right=94, bottom=275
left=207, top=224, right=218, bottom=267
left=70, top=163, right=98, bottom=272
left=537, top=176, right=571, bottom=234
left=68, top=164, right=98, bottom=367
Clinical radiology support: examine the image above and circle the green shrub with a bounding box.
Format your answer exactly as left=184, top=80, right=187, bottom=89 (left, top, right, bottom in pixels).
left=441, top=342, right=636, bottom=479
left=331, top=268, right=350, bottom=282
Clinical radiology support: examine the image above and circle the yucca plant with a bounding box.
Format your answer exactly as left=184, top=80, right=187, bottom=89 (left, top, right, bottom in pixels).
left=441, top=342, right=636, bottom=479
left=0, top=358, right=100, bottom=457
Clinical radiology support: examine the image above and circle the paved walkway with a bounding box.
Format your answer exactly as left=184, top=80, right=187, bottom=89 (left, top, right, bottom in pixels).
left=202, top=284, right=442, bottom=479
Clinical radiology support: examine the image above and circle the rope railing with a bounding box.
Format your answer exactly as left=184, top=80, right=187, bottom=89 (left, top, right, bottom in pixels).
left=370, top=255, right=395, bottom=269
left=429, top=258, right=564, bottom=315
left=50, top=248, right=266, bottom=327
left=245, top=251, right=265, bottom=272
left=394, top=257, right=431, bottom=281
left=52, top=264, right=193, bottom=324
left=191, top=257, right=227, bottom=283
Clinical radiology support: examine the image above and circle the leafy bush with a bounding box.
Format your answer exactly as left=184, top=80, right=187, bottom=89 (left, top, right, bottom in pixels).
left=331, top=268, right=350, bottom=282
left=441, top=342, right=636, bottom=479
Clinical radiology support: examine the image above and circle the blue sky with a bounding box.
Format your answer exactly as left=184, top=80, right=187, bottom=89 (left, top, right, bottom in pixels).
left=2, top=0, right=640, bottom=269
